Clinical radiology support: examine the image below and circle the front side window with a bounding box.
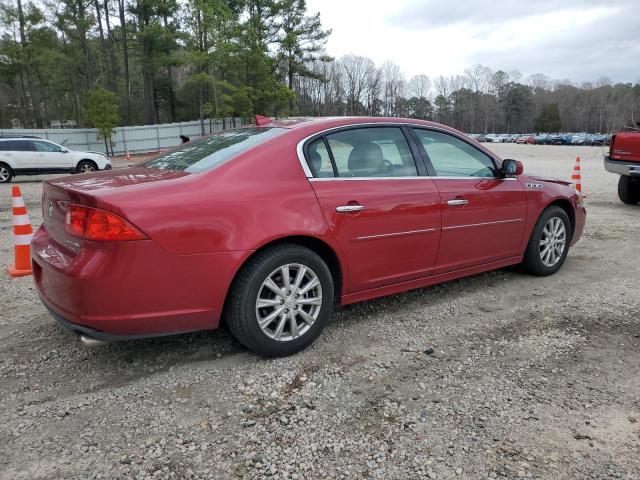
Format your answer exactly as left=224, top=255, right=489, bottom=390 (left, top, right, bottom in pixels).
left=314, top=127, right=417, bottom=178
left=141, top=127, right=286, bottom=173
left=413, top=129, right=498, bottom=178
left=32, top=141, right=62, bottom=152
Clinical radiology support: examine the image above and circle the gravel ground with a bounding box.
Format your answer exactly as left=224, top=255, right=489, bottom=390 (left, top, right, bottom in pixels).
left=1, top=144, right=639, bottom=480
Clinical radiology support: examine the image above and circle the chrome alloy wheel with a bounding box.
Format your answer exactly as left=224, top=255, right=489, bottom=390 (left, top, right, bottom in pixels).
left=255, top=263, right=322, bottom=342
left=79, top=163, right=96, bottom=173
left=539, top=217, right=566, bottom=267
left=0, top=166, right=9, bottom=182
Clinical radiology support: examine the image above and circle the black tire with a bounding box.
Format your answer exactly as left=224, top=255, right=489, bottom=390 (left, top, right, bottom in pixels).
left=0, top=162, right=13, bottom=183
left=224, top=244, right=334, bottom=357
left=618, top=176, right=640, bottom=205
left=76, top=160, right=98, bottom=174
left=521, top=206, right=572, bottom=276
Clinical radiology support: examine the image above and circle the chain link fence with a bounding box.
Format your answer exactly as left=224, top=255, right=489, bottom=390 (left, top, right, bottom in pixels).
left=0, top=118, right=243, bottom=156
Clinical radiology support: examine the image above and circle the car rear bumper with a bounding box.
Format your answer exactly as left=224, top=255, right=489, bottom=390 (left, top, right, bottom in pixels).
left=604, top=156, right=640, bottom=177
left=31, top=225, right=248, bottom=339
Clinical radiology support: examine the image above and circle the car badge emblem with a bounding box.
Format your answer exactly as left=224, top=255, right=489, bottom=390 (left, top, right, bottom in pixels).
left=48, top=201, right=54, bottom=218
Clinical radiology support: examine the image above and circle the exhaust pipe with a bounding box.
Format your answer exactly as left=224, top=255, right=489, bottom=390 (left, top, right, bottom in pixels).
left=79, top=335, right=108, bottom=348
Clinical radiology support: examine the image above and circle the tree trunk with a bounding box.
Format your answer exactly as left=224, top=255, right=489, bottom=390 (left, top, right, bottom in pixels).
left=118, top=0, right=131, bottom=123
left=288, top=56, right=294, bottom=113
left=94, top=0, right=107, bottom=83
left=199, top=82, right=205, bottom=135
left=142, top=70, right=158, bottom=124
left=103, top=0, right=118, bottom=91
left=162, top=14, right=177, bottom=122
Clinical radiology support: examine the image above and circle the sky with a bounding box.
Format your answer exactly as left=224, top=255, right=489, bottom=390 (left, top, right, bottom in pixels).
left=305, top=0, right=640, bottom=84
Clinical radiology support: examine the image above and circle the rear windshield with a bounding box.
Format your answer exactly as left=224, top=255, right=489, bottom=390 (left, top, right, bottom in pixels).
left=141, top=127, right=286, bottom=173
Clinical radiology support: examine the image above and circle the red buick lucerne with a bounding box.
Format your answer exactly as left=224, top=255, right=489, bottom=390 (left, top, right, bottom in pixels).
left=32, top=117, right=586, bottom=356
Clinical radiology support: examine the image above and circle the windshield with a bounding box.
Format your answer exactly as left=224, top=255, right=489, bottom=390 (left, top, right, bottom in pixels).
left=141, top=127, right=286, bottom=173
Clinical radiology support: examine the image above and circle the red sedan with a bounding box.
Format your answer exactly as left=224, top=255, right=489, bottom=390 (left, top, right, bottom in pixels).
left=32, top=117, right=586, bottom=356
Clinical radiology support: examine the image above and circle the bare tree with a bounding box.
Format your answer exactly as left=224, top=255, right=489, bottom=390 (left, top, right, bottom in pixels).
left=408, top=74, right=431, bottom=99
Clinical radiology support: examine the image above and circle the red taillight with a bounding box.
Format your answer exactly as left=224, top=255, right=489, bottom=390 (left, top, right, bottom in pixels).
left=65, top=205, right=147, bottom=241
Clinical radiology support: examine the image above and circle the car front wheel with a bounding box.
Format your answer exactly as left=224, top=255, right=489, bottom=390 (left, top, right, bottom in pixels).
left=225, top=244, right=334, bottom=357
left=77, top=160, right=98, bottom=173
left=521, top=206, right=572, bottom=276
left=0, top=163, right=13, bottom=183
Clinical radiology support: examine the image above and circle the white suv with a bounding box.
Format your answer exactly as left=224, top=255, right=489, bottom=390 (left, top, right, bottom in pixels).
left=0, top=137, right=111, bottom=183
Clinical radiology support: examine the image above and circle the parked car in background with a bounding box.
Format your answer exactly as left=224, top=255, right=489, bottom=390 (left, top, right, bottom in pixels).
left=588, top=134, right=607, bottom=146
left=516, top=135, right=535, bottom=144
left=571, top=134, right=587, bottom=145
left=0, top=137, right=111, bottom=183
left=604, top=130, right=640, bottom=204
left=546, top=134, right=563, bottom=145
left=32, top=116, right=586, bottom=356
left=534, top=134, right=549, bottom=144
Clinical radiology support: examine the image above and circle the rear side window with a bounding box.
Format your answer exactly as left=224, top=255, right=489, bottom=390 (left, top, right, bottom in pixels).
left=413, top=129, right=497, bottom=178
left=307, top=127, right=417, bottom=178
left=141, top=127, right=286, bottom=173
left=0, top=140, right=34, bottom=151
left=307, top=139, right=335, bottom=177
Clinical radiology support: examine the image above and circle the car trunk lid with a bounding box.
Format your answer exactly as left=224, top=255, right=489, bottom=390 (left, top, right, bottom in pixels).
left=42, top=167, right=189, bottom=251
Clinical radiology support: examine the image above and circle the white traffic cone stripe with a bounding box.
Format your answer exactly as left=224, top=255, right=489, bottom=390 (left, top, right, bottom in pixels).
left=13, top=233, right=33, bottom=245
left=13, top=214, right=31, bottom=225
left=11, top=197, right=25, bottom=208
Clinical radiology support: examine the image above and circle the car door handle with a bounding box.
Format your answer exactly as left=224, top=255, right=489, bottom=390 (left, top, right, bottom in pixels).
left=336, top=205, right=366, bottom=213
left=447, top=199, right=469, bottom=206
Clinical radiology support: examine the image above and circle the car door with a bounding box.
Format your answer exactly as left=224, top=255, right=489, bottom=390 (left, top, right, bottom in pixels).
left=31, top=140, right=70, bottom=171
left=305, top=126, right=442, bottom=293
left=3, top=140, right=39, bottom=171
left=411, top=128, right=527, bottom=274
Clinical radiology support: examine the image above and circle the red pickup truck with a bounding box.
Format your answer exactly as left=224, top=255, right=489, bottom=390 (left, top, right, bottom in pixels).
left=604, top=131, right=640, bottom=204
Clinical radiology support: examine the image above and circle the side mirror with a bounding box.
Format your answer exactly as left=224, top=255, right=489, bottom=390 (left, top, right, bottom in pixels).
left=501, top=159, right=523, bottom=177
left=61, top=148, right=69, bottom=153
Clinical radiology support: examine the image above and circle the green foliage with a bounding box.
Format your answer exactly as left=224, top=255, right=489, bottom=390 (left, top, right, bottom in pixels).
left=0, top=0, right=330, bottom=127
left=85, top=86, right=120, bottom=142
left=0, top=0, right=636, bottom=134
left=535, top=103, right=562, bottom=132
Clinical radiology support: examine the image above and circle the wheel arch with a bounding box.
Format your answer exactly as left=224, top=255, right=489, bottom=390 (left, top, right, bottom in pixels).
left=228, top=235, right=345, bottom=307
left=0, top=159, right=15, bottom=170
left=78, top=158, right=98, bottom=166
left=546, top=198, right=575, bottom=238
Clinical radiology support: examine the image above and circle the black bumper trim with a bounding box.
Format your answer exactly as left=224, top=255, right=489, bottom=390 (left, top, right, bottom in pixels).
left=43, top=303, right=198, bottom=342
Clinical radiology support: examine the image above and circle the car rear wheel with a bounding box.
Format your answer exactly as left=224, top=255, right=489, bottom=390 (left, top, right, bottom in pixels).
left=224, top=244, right=334, bottom=357
left=0, top=163, right=13, bottom=183
left=521, top=206, right=572, bottom=276
left=618, top=176, right=640, bottom=205
left=77, top=160, right=98, bottom=174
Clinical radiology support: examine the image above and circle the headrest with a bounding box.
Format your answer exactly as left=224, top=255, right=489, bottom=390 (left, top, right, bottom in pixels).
left=347, top=143, right=384, bottom=175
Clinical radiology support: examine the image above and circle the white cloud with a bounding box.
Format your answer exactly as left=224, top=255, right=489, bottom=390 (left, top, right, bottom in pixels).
left=306, top=0, right=640, bottom=82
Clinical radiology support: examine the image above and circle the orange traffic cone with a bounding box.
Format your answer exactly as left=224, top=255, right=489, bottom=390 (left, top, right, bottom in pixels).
left=571, top=156, right=582, bottom=194
left=7, top=186, right=33, bottom=277
left=126, top=149, right=131, bottom=161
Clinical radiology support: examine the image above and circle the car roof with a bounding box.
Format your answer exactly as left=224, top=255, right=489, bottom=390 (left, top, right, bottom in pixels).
left=263, top=116, right=464, bottom=138
left=0, top=135, right=42, bottom=139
